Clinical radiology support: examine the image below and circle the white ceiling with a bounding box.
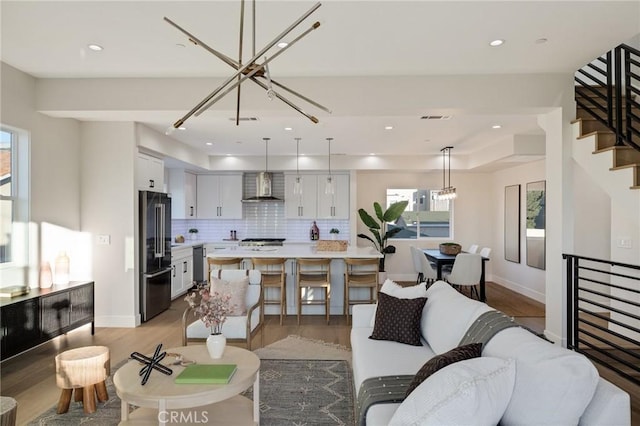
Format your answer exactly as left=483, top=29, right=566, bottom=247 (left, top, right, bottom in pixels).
left=2, top=1, right=640, bottom=168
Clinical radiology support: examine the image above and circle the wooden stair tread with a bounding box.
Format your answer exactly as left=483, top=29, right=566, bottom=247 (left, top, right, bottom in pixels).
left=610, top=163, right=640, bottom=170
left=579, top=130, right=614, bottom=141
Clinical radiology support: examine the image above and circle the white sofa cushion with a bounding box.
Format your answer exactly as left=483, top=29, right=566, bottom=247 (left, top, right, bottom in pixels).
left=484, top=327, right=599, bottom=425
left=389, top=357, right=516, bottom=426
left=422, top=281, right=492, bottom=354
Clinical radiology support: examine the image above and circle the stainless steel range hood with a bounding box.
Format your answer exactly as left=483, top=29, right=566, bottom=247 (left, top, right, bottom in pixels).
left=242, top=172, right=283, bottom=203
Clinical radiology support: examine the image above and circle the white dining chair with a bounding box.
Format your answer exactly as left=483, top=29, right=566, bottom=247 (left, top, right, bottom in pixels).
left=410, top=246, right=425, bottom=284
left=418, top=250, right=438, bottom=287
left=480, top=247, right=492, bottom=258
left=467, top=244, right=479, bottom=254
left=443, top=253, right=482, bottom=300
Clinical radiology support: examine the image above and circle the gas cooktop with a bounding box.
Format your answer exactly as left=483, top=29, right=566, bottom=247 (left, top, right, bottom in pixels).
left=239, top=238, right=286, bottom=247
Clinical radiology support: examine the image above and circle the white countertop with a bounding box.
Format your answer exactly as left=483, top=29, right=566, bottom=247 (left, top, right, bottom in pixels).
left=205, top=245, right=382, bottom=259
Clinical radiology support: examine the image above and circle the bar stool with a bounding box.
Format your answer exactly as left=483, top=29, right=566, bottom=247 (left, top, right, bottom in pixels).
left=344, top=257, right=379, bottom=323
left=296, top=258, right=331, bottom=325
left=55, top=345, right=110, bottom=414
left=251, top=258, right=287, bottom=325
left=207, top=257, right=243, bottom=278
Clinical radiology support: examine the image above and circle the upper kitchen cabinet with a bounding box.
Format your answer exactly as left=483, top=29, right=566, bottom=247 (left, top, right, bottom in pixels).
left=196, top=174, right=243, bottom=219
left=284, top=174, right=318, bottom=219
left=168, top=170, right=197, bottom=219
left=136, top=152, right=164, bottom=191
left=317, top=173, right=349, bottom=219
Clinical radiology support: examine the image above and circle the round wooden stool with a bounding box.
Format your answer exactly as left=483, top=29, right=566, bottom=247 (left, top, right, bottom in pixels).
left=55, top=346, right=110, bottom=414
left=0, top=397, right=17, bottom=426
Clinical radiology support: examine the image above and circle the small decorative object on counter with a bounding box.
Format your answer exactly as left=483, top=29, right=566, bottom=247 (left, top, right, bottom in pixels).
left=54, top=251, right=70, bottom=286
left=188, top=228, right=198, bottom=240
left=40, top=261, right=53, bottom=289
left=329, top=228, right=340, bottom=240
left=175, top=234, right=185, bottom=243
left=130, top=343, right=173, bottom=385
left=310, top=221, right=320, bottom=241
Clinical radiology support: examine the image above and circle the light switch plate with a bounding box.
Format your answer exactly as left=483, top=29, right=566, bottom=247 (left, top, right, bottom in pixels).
left=616, top=237, right=632, bottom=249
left=97, top=234, right=111, bottom=245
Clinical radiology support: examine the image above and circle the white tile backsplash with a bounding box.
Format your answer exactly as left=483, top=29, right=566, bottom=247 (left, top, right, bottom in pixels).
left=172, top=203, right=349, bottom=242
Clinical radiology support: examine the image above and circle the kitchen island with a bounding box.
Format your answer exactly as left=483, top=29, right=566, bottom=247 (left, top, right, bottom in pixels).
left=205, top=244, right=382, bottom=317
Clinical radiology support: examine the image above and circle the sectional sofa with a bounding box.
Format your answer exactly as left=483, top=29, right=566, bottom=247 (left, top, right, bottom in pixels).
left=350, top=280, right=631, bottom=425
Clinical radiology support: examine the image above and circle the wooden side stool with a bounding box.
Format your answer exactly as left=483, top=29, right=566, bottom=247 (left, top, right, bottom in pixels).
left=55, top=345, right=110, bottom=414
left=0, top=397, right=17, bottom=426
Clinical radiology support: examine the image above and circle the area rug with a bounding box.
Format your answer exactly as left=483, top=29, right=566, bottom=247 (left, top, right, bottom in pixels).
left=28, top=338, right=355, bottom=425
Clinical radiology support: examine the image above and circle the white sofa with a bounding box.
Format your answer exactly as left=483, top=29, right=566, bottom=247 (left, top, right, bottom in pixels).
left=351, top=281, right=631, bottom=425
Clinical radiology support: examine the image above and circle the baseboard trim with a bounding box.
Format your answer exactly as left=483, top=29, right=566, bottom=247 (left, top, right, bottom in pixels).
left=491, top=275, right=545, bottom=304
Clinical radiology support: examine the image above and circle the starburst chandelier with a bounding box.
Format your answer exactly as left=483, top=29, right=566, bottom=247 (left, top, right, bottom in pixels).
left=164, top=0, right=331, bottom=135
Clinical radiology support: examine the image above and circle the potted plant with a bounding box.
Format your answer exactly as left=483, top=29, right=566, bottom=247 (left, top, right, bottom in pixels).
left=329, top=228, right=340, bottom=240
left=188, top=228, right=198, bottom=240
left=357, top=200, right=409, bottom=273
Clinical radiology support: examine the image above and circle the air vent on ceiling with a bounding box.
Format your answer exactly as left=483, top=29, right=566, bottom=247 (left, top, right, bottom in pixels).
left=420, top=115, right=452, bottom=120
left=229, top=117, right=259, bottom=121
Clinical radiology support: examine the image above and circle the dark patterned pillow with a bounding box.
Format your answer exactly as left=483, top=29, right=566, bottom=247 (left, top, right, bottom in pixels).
left=405, top=343, right=483, bottom=397
left=369, top=292, right=427, bottom=346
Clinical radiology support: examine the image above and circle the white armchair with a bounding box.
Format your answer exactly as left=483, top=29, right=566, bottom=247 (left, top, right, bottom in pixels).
left=182, top=269, right=263, bottom=349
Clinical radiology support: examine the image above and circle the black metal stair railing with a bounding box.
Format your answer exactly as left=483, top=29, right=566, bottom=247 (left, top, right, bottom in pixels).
left=564, top=254, right=640, bottom=386
left=575, top=43, right=640, bottom=152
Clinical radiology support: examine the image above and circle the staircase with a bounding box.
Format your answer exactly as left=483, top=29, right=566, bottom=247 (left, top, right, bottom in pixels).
left=573, top=43, right=640, bottom=190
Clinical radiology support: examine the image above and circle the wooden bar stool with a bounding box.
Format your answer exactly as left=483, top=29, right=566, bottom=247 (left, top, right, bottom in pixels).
left=0, top=397, right=17, bottom=426
left=344, top=257, right=379, bottom=323
left=207, top=257, right=244, bottom=277
left=296, top=258, right=331, bottom=325
left=55, top=346, right=110, bottom=414
left=251, top=258, right=287, bottom=325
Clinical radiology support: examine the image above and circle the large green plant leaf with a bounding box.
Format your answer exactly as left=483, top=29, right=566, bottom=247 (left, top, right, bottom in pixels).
left=358, top=208, right=380, bottom=230
left=383, top=200, right=409, bottom=223
left=374, top=202, right=384, bottom=222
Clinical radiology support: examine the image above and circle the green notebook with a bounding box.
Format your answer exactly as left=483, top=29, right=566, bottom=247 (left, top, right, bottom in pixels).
left=174, top=364, right=237, bottom=384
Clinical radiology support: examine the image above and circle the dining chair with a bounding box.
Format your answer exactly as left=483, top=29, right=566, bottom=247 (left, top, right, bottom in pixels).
left=251, top=258, right=287, bottom=325
left=296, top=258, right=331, bottom=325
left=467, top=244, right=479, bottom=254
left=479, top=247, right=492, bottom=258
left=443, top=253, right=482, bottom=300
left=409, top=246, right=425, bottom=284
left=343, top=257, right=379, bottom=323
left=183, top=269, right=263, bottom=349
left=418, top=250, right=438, bottom=287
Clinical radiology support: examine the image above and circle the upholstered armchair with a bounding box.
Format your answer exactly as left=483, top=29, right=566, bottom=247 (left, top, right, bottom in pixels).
left=182, top=269, right=263, bottom=349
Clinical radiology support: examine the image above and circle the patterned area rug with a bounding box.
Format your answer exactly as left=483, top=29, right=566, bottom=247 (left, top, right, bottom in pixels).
left=28, top=338, right=355, bottom=426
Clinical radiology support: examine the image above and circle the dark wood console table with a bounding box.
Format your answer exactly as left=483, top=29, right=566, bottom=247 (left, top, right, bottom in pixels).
left=0, top=281, right=94, bottom=361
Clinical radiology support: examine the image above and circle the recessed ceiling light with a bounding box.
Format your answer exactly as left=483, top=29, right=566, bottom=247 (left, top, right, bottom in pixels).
left=178, top=126, right=186, bottom=130
left=535, top=38, right=548, bottom=44
left=492, top=125, right=502, bottom=129
left=87, top=44, right=103, bottom=51
left=226, top=153, right=232, bottom=156
left=284, top=127, right=293, bottom=131
left=205, top=142, right=213, bottom=146
left=384, top=126, right=393, bottom=130
left=369, top=153, right=376, bottom=156
left=489, top=39, right=504, bottom=47
left=277, top=42, right=288, bottom=48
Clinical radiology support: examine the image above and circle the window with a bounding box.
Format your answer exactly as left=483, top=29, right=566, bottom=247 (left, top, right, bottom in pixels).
left=386, top=188, right=453, bottom=239
left=0, top=127, right=28, bottom=266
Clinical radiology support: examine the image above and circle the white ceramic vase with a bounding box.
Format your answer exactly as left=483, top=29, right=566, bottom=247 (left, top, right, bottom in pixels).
left=206, top=333, right=226, bottom=359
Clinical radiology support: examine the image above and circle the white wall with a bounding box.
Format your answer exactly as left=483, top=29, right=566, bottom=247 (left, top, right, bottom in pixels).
left=491, top=160, right=546, bottom=302
left=80, top=122, right=138, bottom=327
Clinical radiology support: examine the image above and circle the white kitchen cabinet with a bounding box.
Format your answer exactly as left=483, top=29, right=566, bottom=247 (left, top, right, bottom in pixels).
left=136, top=152, right=164, bottom=191
left=168, top=170, right=197, bottom=219
left=196, top=174, right=243, bottom=219
left=284, top=174, right=318, bottom=219
left=317, top=174, right=350, bottom=219
left=171, top=247, right=193, bottom=299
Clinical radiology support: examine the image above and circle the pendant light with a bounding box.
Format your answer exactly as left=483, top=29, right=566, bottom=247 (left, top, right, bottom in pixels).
left=294, top=137, right=303, bottom=195
left=436, top=146, right=457, bottom=200
left=325, top=137, right=334, bottom=195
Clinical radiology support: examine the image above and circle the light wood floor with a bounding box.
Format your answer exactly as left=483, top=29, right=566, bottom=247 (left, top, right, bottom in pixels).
left=0, top=282, right=636, bottom=425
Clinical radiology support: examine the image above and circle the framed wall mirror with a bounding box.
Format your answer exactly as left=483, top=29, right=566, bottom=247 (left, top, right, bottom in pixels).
left=504, top=185, right=520, bottom=263
left=526, top=180, right=546, bottom=270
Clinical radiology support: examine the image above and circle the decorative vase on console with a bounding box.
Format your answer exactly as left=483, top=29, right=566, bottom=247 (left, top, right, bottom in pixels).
left=184, top=283, right=231, bottom=359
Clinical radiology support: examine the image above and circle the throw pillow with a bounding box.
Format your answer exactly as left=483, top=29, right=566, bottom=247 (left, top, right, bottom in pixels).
left=405, top=342, right=482, bottom=397
left=210, top=276, right=249, bottom=316
left=370, top=280, right=429, bottom=327
left=389, top=357, right=516, bottom=426
left=369, top=292, right=427, bottom=346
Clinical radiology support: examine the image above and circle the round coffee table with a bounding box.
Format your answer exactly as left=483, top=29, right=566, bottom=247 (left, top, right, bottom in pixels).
left=113, top=345, right=260, bottom=426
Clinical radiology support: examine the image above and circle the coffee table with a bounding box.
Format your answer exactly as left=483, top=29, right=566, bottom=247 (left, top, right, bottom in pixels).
left=113, top=345, right=260, bottom=425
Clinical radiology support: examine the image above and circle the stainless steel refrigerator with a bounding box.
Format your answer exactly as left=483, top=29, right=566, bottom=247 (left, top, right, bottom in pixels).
left=139, top=190, right=172, bottom=322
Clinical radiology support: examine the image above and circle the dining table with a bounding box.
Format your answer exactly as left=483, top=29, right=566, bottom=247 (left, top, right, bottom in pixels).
left=422, top=249, right=490, bottom=302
